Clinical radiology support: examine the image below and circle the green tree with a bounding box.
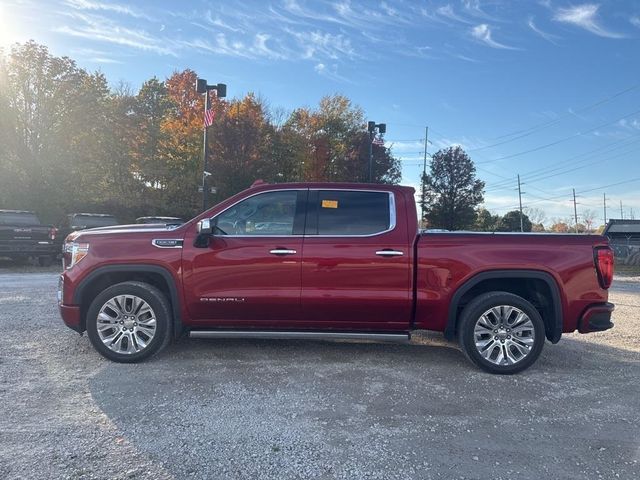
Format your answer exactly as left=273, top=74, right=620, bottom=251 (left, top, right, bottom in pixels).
left=474, top=208, right=501, bottom=231
left=0, top=41, right=110, bottom=221
left=497, top=210, right=532, bottom=232
left=421, top=146, right=484, bottom=230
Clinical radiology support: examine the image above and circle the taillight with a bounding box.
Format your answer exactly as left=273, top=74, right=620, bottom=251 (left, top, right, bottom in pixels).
left=594, top=246, right=614, bottom=289
left=49, top=227, right=58, bottom=241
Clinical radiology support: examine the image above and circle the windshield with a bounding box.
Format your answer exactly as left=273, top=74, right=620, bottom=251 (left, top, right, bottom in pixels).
left=0, top=212, right=41, bottom=226
left=71, top=215, right=118, bottom=228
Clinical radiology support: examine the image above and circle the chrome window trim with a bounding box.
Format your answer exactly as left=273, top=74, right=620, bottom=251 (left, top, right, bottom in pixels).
left=208, top=187, right=396, bottom=239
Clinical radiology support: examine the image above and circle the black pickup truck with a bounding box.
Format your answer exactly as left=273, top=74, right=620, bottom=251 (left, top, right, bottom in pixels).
left=0, top=210, right=59, bottom=266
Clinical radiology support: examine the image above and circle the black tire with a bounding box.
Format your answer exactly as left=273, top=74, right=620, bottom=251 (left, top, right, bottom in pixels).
left=86, top=281, right=172, bottom=363
left=457, top=291, right=545, bottom=374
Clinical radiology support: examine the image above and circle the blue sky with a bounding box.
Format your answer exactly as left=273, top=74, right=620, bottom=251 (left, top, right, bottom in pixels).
left=2, top=0, right=640, bottom=225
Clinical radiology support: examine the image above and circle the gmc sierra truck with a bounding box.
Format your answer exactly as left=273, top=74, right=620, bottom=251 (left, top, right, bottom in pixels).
left=0, top=209, right=59, bottom=265
left=58, top=182, right=615, bottom=374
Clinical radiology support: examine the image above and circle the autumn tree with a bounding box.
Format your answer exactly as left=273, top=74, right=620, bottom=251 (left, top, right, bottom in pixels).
left=0, top=42, right=404, bottom=223
left=421, top=146, right=485, bottom=230
left=550, top=220, right=570, bottom=233
left=160, top=69, right=204, bottom=216
left=286, top=95, right=400, bottom=184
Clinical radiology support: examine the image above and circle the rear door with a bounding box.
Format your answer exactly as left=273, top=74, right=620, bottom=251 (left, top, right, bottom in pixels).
left=300, top=189, right=412, bottom=331
left=183, top=189, right=307, bottom=326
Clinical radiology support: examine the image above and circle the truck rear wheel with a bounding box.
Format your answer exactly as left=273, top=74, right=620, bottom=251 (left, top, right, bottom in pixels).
left=457, top=291, right=545, bottom=374
left=86, top=281, right=172, bottom=363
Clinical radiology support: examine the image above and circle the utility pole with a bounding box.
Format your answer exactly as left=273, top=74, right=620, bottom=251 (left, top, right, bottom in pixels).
left=573, top=189, right=579, bottom=233
left=421, top=126, right=429, bottom=225
left=517, top=174, right=524, bottom=232
left=603, top=192, right=607, bottom=225
left=620, top=200, right=624, bottom=219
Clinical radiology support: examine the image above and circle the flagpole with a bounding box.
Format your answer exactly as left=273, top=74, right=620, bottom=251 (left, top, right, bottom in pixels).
left=201, top=88, right=210, bottom=212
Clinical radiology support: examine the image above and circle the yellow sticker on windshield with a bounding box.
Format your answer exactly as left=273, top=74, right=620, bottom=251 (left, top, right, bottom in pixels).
left=322, top=200, right=338, bottom=209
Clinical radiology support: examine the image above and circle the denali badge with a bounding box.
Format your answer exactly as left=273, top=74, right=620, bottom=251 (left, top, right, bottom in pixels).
left=152, top=239, right=183, bottom=248
left=200, top=297, right=246, bottom=303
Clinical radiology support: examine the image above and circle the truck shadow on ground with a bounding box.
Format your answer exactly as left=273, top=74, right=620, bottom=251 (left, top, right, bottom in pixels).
left=88, top=333, right=640, bottom=479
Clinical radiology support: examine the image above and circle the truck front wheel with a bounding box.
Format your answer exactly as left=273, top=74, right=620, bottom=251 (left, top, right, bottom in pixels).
left=86, top=281, right=172, bottom=363
left=457, top=291, right=545, bottom=374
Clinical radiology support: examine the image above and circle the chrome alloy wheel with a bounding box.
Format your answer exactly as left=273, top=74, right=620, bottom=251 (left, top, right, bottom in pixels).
left=96, top=295, right=157, bottom=354
left=473, top=305, right=536, bottom=366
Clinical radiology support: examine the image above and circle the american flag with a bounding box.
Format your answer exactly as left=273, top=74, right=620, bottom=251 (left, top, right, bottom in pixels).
left=204, top=108, right=215, bottom=128
left=372, top=136, right=384, bottom=146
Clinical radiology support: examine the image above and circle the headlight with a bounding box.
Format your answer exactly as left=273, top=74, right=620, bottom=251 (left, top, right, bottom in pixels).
left=64, top=242, right=89, bottom=269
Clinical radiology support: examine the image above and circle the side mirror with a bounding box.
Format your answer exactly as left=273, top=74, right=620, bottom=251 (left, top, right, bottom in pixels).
left=194, top=218, right=212, bottom=248
left=197, top=218, right=212, bottom=235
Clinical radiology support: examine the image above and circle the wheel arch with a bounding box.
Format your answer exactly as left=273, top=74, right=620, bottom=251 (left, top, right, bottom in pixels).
left=73, top=264, right=183, bottom=337
left=443, top=269, right=564, bottom=344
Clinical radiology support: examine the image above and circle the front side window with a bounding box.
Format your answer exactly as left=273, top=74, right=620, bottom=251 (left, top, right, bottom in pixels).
left=316, top=191, right=391, bottom=235
left=214, top=190, right=298, bottom=236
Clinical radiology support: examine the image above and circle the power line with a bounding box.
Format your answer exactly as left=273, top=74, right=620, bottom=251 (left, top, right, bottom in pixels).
left=476, top=107, right=640, bottom=165
left=484, top=133, right=640, bottom=189
left=484, top=134, right=640, bottom=192
left=469, top=80, right=640, bottom=152
left=493, top=176, right=640, bottom=212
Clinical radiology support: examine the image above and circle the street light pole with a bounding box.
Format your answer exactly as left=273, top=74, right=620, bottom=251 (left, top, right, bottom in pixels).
left=367, top=121, right=386, bottom=182
left=201, top=88, right=210, bottom=212
left=196, top=78, right=227, bottom=212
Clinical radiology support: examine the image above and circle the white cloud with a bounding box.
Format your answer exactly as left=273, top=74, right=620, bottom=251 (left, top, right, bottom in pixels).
left=527, top=17, right=560, bottom=43
left=56, top=13, right=176, bottom=55
left=631, top=16, right=640, bottom=28
left=287, top=29, right=356, bottom=60
left=87, top=57, right=123, bottom=64
left=471, top=24, right=518, bottom=49
left=64, top=0, right=151, bottom=20
left=553, top=4, right=624, bottom=38
left=313, top=62, right=353, bottom=83
left=437, top=4, right=472, bottom=24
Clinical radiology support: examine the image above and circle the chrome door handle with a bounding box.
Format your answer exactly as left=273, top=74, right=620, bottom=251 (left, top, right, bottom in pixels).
left=270, top=249, right=297, bottom=255
left=376, top=250, right=404, bottom=257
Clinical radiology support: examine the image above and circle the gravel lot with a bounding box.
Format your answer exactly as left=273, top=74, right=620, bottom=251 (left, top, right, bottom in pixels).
left=0, top=270, right=639, bottom=480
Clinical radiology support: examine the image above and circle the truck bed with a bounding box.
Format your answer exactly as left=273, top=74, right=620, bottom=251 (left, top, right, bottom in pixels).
left=414, top=232, right=609, bottom=336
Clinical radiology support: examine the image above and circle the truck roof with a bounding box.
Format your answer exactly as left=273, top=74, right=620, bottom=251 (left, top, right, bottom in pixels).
left=68, top=213, right=116, bottom=217
left=248, top=182, right=415, bottom=194
left=0, top=209, right=35, bottom=214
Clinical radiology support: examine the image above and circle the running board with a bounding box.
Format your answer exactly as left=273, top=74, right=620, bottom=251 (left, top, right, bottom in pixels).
left=189, top=330, right=410, bottom=343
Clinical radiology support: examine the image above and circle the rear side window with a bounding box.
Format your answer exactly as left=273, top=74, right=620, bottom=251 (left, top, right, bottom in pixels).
left=0, top=212, right=40, bottom=225
left=314, top=191, right=391, bottom=236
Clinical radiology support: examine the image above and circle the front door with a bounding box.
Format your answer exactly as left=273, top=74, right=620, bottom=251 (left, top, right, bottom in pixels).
left=300, top=189, right=412, bottom=331
left=183, top=189, right=307, bottom=326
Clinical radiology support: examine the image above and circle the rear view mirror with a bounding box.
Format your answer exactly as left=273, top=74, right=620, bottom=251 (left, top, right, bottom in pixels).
left=197, top=218, right=212, bottom=235
left=194, top=219, right=213, bottom=248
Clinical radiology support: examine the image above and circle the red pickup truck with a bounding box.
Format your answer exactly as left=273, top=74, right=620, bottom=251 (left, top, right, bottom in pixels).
left=58, top=182, right=615, bottom=374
